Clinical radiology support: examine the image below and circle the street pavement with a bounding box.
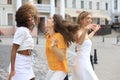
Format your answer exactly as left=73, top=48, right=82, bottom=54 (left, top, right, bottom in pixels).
left=0, top=30, right=120, bottom=80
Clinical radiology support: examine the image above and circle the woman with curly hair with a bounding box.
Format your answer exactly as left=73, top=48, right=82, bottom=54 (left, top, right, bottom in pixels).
left=8, top=2, right=39, bottom=80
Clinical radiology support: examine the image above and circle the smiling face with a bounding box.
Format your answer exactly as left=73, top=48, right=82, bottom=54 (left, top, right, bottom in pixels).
left=28, top=14, right=35, bottom=27
left=47, top=17, right=54, bottom=27
left=82, top=14, right=92, bottom=26
left=77, top=11, right=92, bottom=29
left=82, top=14, right=92, bottom=29
left=45, top=16, right=54, bottom=32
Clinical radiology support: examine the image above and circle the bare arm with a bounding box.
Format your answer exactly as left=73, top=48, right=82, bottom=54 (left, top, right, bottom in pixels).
left=51, top=38, right=64, bottom=61
left=8, top=44, right=19, bottom=80
left=88, top=31, right=96, bottom=39
left=51, top=46, right=64, bottom=61
left=11, top=44, right=19, bottom=71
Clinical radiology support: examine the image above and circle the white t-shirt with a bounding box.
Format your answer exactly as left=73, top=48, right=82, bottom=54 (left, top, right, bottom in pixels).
left=13, top=27, right=34, bottom=51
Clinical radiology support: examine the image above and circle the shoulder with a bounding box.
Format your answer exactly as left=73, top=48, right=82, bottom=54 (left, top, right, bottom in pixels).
left=16, top=27, right=28, bottom=33
left=55, top=33, right=64, bottom=38
left=77, top=30, right=83, bottom=37
left=15, top=27, right=29, bottom=36
left=17, top=27, right=28, bottom=31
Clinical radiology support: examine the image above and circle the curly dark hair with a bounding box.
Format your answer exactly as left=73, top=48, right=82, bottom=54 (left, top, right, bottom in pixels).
left=53, top=14, right=79, bottom=47
left=15, top=2, right=39, bottom=29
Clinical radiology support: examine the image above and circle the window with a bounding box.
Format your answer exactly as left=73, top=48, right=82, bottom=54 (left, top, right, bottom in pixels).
left=8, top=13, right=13, bottom=25
left=72, top=0, right=76, bottom=8
left=81, top=1, right=84, bottom=9
left=89, top=1, right=92, bottom=9
left=65, top=0, right=67, bottom=8
left=105, top=3, right=108, bottom=10
left=38, top=0, right=42, bottom=4
left=97, top=18, right=100, bottom=24
left=96, top=2, right=100, bottom=10
left=115, top=16, right=118, bottom=23
left=114, top=0, right=118, bottom=10
left=55, top=0, right=57, bottom=7
left=8, top=0, right=12, bottom=4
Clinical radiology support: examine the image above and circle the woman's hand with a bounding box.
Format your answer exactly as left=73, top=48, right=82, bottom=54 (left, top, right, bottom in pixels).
left=51, top=38, right=58, bottom=47
left=51, top=38, right=64, bottom=61
left=90, top=24, right=101, bottom=33
left=8, top=70, right=15, bottom=80
left=88, top=24, right=101, bottom=39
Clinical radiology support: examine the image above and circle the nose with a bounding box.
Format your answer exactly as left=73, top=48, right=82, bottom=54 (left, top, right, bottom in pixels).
left=47, top=19, right=50, bottom=23
left=89, top=19, right=92, bottom=24
left=90, top=19, right=92, bottom=23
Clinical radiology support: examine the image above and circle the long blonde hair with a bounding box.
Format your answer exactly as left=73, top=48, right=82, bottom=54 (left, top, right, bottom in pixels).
left=76, top=11, right=91, bottom=45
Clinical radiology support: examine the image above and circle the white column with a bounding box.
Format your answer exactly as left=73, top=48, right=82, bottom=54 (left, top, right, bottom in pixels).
left=50, top=0, right=55, bottom=17
left=118, top=0, right=120, bottom=13
left=60, top=0, right=65, bottom=19
left=29, top=0, right=34, bottom=4
left=16, top=0, right=22, bottom=10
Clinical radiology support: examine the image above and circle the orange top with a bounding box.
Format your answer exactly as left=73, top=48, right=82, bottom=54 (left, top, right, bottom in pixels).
left=46, top=33, right=69, bottom=73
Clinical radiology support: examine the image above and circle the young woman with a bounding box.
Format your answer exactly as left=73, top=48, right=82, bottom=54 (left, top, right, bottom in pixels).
left=72, top=11, right=100, bottom=80
left=8, top=3, right=39, bottom=80
left=45, top=14, right=78, bottom=80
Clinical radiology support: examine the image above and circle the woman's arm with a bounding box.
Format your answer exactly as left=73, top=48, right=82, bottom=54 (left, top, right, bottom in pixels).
left=51, top=38, right=64, bottom=61
left=11, top=44, right=19, bottom=71
left=88, top=30, right=96, bottom=39
left=52, top=46, right=64, bottom=61
left=8, top=44, right=19, bottom=80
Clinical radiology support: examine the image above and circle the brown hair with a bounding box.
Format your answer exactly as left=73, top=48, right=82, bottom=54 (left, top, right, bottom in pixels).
left=53, top=14, right=79, bottom=47
left=76, top=11, right=91, bottom=44
left=15, top=2, right=39, bottom=29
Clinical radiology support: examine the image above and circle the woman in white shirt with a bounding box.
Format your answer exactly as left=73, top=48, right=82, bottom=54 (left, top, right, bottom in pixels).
left=8, top=3, right=39, bottom=80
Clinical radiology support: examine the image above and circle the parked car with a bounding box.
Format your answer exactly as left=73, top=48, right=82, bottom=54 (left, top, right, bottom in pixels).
left=96, top=25, right=112, bottom=35
left=111, top=23, right=120, bottom=33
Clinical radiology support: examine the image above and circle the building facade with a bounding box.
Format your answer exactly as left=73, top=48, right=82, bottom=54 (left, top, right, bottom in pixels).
left=0, top=0, right=112, bottom=36
left=111, top=0, right=120, bottom=26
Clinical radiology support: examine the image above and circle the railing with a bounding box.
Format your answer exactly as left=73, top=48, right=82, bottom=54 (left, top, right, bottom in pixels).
left=34, top=4, right=51, bottom=13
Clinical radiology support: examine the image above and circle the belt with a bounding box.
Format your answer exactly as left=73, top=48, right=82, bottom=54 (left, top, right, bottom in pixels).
left=17, top=49, right=32, bottom=56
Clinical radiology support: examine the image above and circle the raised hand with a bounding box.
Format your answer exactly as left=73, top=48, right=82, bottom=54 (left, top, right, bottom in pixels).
left=51, top=38, right=58, bottom=47
left=90, top=24, right=101, bottom=32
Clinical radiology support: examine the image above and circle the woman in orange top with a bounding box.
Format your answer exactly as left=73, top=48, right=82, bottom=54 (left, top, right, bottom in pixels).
left=45, top=14, right=78, bottom=80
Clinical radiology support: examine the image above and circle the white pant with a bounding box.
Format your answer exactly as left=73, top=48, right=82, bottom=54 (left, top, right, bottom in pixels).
left=45, top=69, right=67, bottom=80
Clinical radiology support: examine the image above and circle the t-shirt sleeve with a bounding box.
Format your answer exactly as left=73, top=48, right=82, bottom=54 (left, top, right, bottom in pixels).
left=56, top=33, right=67, bottom=49
left=13, top=29, right=25, bottom=45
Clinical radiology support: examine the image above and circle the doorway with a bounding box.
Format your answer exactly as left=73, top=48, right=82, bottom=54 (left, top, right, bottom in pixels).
left=38, top=17, right=45, bottom=34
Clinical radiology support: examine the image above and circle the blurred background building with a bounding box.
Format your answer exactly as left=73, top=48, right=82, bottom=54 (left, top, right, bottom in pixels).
left=0, top=0, right=119, bottom=36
